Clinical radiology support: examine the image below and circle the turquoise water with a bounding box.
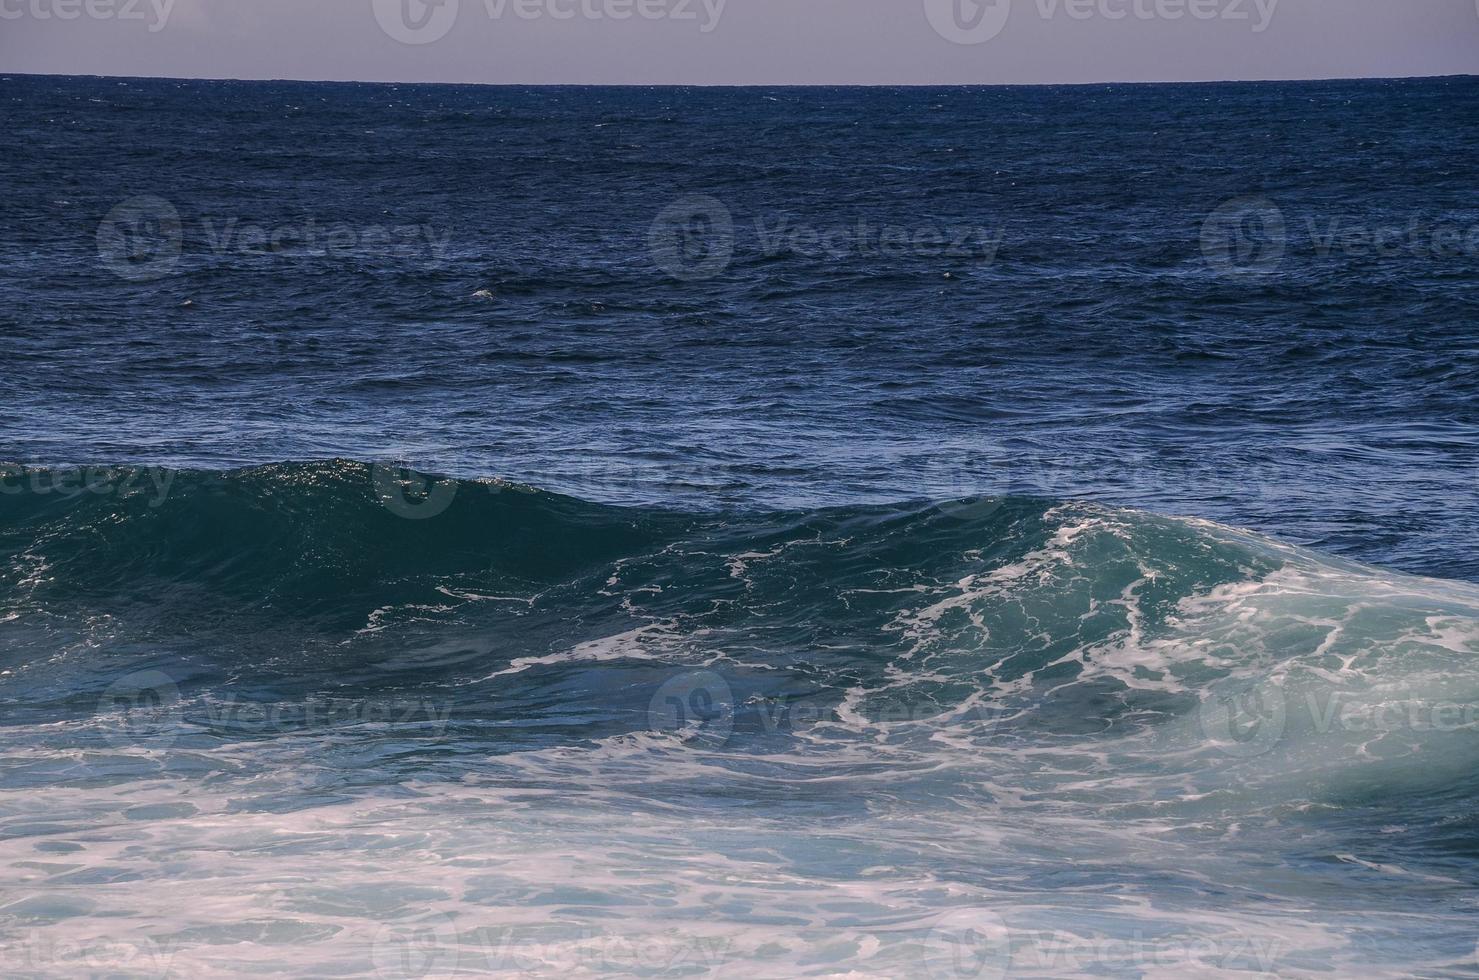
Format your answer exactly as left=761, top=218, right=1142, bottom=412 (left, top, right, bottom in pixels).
left=1, top=464, right=1477, bottom=975
left=2, top=72, right=1479, bottom=976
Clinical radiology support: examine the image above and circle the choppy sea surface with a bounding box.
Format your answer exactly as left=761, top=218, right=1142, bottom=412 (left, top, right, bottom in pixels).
left=1, top=73, right=1478, bottom=977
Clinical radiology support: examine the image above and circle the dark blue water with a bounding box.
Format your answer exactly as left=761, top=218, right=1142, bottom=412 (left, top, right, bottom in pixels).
left=5, top=73, right=1478, bottom=578
left=1, top=73, right=1478, bottom=977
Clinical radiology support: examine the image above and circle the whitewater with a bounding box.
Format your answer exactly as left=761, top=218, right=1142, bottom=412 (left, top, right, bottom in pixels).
left=1, top=462, right=1476, bottom=976
left=4, top=72, right=1479, bottom=978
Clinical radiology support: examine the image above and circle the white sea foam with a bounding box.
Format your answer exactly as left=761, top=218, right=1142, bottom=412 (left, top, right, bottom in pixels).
left=5, top=504, right=1479, bottom=976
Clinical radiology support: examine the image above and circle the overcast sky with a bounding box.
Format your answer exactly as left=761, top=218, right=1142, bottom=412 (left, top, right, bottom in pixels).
left=3, top=0, right=1478, bottom=85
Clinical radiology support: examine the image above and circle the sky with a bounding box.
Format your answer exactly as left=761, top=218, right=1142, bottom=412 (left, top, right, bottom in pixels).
left=2, top=0, right=1478, bottom=85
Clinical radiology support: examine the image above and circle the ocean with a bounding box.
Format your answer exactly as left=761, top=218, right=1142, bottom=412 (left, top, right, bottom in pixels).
left=1, top=72, right=1478, bottom=976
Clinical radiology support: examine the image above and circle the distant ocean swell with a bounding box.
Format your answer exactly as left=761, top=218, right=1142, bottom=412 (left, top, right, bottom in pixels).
left=1, top=461, right=1478, bottom=973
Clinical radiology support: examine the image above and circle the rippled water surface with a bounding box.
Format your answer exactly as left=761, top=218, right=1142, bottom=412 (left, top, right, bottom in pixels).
left=1, top=74, right=1478, bottom=977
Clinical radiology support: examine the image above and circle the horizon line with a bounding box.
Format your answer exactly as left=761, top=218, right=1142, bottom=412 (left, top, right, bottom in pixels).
left=6, top=69, right=1477, bottom=90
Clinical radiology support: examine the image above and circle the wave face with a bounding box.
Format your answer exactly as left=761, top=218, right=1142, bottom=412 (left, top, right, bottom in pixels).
left=3, top=461, right=1479, bottom=975
left=5, top=72, right=1479, bottom=977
